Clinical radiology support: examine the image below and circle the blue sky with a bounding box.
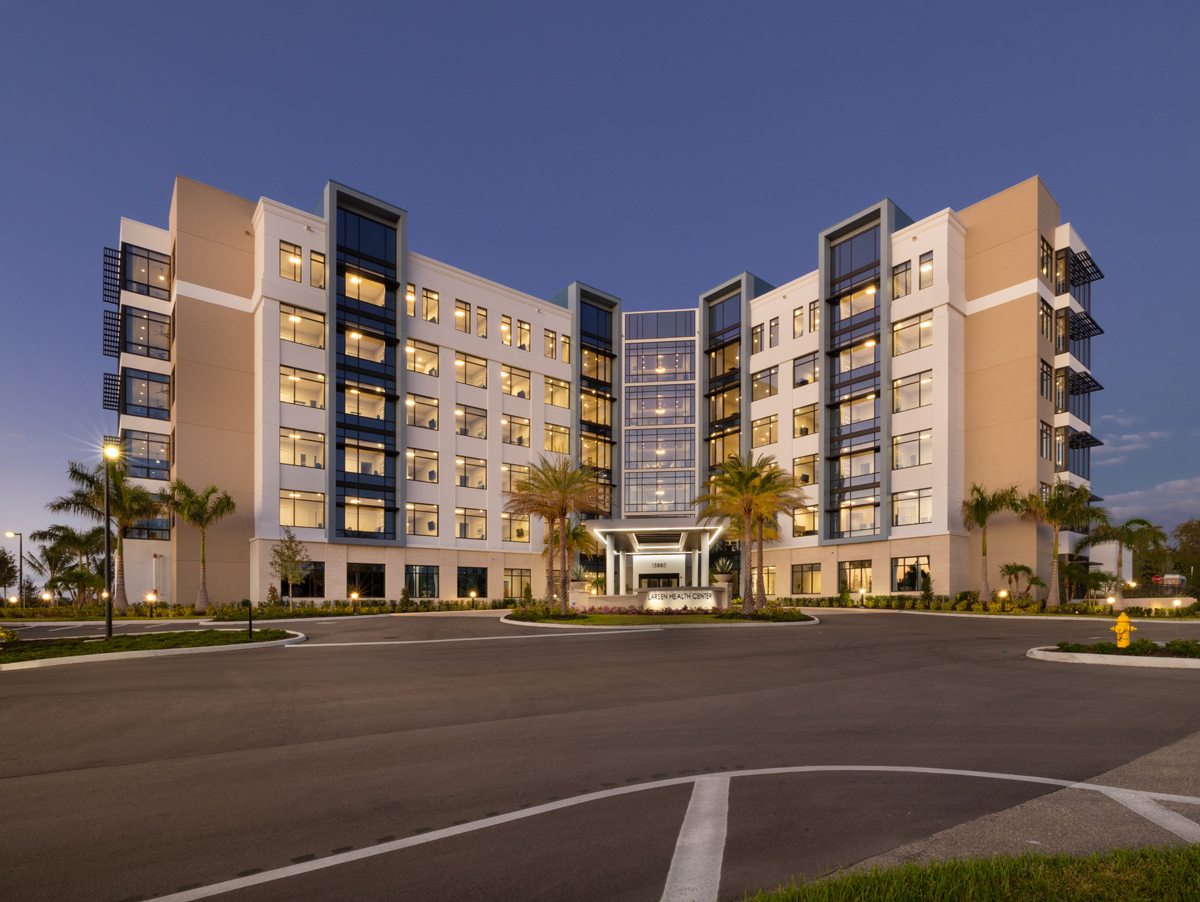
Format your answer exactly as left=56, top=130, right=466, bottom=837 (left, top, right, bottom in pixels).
left=1, top=0, right=1198, bottom=542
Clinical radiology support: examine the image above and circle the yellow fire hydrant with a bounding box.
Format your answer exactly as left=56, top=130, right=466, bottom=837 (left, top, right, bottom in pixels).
left=1111, top=611, right=1136, bottom=648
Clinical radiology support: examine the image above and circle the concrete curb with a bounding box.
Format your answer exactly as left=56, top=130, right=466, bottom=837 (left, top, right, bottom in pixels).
left=820, top=608, right=1195, bottom=624
left=1026, top=646, right=1200, bottom=669
left=498, top=614, right=820, bottom=630
left=0, top=630, right=307, bottom=672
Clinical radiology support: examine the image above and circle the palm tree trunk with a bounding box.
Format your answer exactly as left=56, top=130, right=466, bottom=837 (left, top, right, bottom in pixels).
left=755, top=517, right=766, bottom=611
left=113, top=549, right=128, bottom=611
left=1115, top=545, right=1124, bottom=601
left=978, top=526, right=991, bottom=603
left=197, top=532, right=209, bottom=611
left=742, top=518, right=753, bottom=614
left=1046, top=528, right=1061, bottom=608
left=545, top=519, right=555, bottom=604
left=559, top=517, right=570, bottom=615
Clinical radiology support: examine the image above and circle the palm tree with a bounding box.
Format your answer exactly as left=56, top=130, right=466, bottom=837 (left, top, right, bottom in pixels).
left=543, top=519, right=600, bottom=593
left=694, top=452, right=773, bottom=613
left=160, top=480, right=237, bottom=611
left=505, top=455, right=604, bottom=613
left=959, top=483, right=1022, bottom=603
left=1022, top=480, right=1110, bottom=607
left=24, top=542, right=72, bottom=603
left=1078, top=518, right=1167, bottom=601
left=750, top=462, right=809, bottom=610
left=30, top=525, right=105, bottom=607
left=47, top=460, right=161, bottom=610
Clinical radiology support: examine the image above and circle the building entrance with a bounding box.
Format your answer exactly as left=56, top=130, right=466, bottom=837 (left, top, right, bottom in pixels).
left=639, top=575, right=680, bottom=588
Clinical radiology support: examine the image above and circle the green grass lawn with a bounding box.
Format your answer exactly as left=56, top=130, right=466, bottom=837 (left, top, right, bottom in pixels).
left=0, top=629, right=291, bottom=663
left=514, top=612, right=813, bottom=625
left=746, top=847, right=1200, bottom=901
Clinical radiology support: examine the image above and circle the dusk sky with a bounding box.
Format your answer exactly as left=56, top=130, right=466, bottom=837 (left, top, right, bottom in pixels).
left=1, top=1, right=1197, bottom=546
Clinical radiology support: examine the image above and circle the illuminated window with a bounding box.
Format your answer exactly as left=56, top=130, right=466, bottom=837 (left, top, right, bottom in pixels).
left=516, top=320, right=531, bottom=351
left=455, top=352, right=487, bottom=388
left=124, top=430, right=169, bottom=480
left=422, top=289, right=439, bottom=323
left=791, top=505, right=818, bottom=537
left=892, top=488, right=933, bottom=526
left=561, top=334, right=571, bottom=363
left=406, top=338, right=439, bottom=376
left=793, top=404, right=817, bottom=438
left=279, top=241, right=302, bottom=282
left=751, top=414, right=777, bottom=448
left=456, top=404, right=487, bottom=439
left=893, top=371, right=932, bottom=412
left=501, top=365, right=530, bottom=398
left=545, top=377, right=569, bottom=408
left=501, top=514, right=529, bottom=543
left=406, top=448, right=438, bottom=483
left=279, top=366, right=325, bottom=409
left=545, top=423, right=570, bottom=454
left=344, top=271, right=386, bottom=307
left=792, top=454, right=817, bottom=487
left=501, top=315, right=512, bottom=346
left=769, top=317, right=779, bottom=348
left=892, top=430, right=932, bottom=469
left=310, top=252, right=325, bottom=289
left=456, top=508, right=486, bottom=540
left=279, top=428, right=324, bottom=469
left=122, top=243, right=170, bottom=299
left=893, top=312, right=933, bottom=355
left=280, top=490, right=324, bottom=529
left=123, top=307, right=171, bottom=360
left=791, top=563, right=821, bottom=594
left=406, top=502, right=438, bottom=537
left=793, top=352, right=819, bottom=387
left=502, top=463, right=530, bottom=493
left=476, top=306, right=488, bottom=338
left=502, top=415, right=531, bottom=446
left=918, top=252, right=933, bottom=290
left=456, top=456, right=487, bottom=489
left=406, top=394, right=438, bottom=430
left=406, top=283, right=416, bottom=317
left=280, top=304, right=324, bottom=349
left=751, top=366, right=778, bottom=400
left=544, top=329, right=557, bottom=359
left=892, top=556, right=930, bottom=592
left=455, top=299, right=470, bottom=332
left=892, top=261, right=910, bottom=299
left=504, top=568, right=531, bottom=598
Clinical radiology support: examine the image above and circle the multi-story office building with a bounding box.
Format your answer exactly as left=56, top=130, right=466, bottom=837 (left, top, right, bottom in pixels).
left=101, top=175, right=1102, bottom=607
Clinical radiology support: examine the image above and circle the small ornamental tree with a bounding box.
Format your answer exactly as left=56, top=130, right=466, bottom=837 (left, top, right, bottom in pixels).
left=270, top=526, right=313, bottom=603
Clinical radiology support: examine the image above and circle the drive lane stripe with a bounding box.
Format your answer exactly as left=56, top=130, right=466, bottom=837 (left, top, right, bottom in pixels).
left=660, top=776, right=730, bottom=902
left=289, top=630, right=664, bottom=647
left=142, top=766, right=1200, bottom=902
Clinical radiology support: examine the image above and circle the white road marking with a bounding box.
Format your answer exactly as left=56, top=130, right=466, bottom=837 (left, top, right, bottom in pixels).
left=141, top=765, right=1200, bottom=902
left=49, top=626, right=80, bottom=632
left=289, top=630, right=664, bottom=647
left=660, top=776, right=730, bottom=902
left=1102, top=788, right=1200, bottom=843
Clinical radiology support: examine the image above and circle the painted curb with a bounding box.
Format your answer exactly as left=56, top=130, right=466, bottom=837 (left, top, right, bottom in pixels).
left=498, top=614, right=820, bottom=630
left=1026, top=646, right=1200, bottom=669
left=0, top=630, right=307, bottom=672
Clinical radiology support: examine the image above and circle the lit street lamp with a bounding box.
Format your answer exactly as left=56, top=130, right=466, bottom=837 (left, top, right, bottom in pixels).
left=103, top=441, right=120, bottom=640
left=4, top=531, right=21, bottom=609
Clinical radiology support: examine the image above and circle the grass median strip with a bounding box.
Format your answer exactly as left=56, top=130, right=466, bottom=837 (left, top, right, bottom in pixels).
left=746, top=847, right=1200, bottom=902
left=0, top=629, right=291, bottom=664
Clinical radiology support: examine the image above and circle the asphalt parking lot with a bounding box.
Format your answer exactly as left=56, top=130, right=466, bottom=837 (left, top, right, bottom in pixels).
left=4, top=609, right=1200, bottom=901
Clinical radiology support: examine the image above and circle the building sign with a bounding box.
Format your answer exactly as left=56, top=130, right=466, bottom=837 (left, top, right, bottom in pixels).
left=645, top=588, right=717, bottom=609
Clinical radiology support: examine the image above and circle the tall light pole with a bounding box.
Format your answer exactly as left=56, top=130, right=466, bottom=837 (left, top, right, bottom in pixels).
left=103, top=442, right=119, bottom=640
left=4, top=531, right=21, bottom=609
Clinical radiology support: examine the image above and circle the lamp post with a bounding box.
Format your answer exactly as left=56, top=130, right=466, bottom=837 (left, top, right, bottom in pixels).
left=858, top=587, right=866, bottom=608
left=103, top=442, right=119, bottom=639
left=4, top=532, right=21, bottom=610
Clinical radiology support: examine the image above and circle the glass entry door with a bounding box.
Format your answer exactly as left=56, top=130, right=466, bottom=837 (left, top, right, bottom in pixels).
left=639, top=575, right=680, bottom=588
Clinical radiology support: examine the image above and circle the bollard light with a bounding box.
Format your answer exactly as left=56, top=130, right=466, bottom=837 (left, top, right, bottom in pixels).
left=999, top=590, right=1008, bottom=598
left=1107, top=597, right=1115, bottom=605
left=41, top=592, right=52, bottom=602
left=1174, top=599, right=1182, bottom=607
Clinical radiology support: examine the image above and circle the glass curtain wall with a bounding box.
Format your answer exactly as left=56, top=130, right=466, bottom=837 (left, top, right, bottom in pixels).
left=335, top=206, right=399, bottom=539
left=826, top=223, right=882, bottom=538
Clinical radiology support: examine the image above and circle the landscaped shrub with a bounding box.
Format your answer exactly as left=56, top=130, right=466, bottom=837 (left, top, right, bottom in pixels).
left=1165, top=639, right=1200, bottom=657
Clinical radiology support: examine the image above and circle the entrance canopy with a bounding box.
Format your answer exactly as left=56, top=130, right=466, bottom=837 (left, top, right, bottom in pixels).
left=587, top=518, right=726, bottom=554
left=588, top=518, right=728, bottom=592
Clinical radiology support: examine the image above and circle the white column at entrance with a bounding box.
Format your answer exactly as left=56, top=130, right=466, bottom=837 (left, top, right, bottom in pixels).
left=700, top=540, right=710, bottom=587
left=605, top=537, right=615, bottom=598
left=617, top=552, right=625, bottom=596
left=691, top=550, right=700, bottom=587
